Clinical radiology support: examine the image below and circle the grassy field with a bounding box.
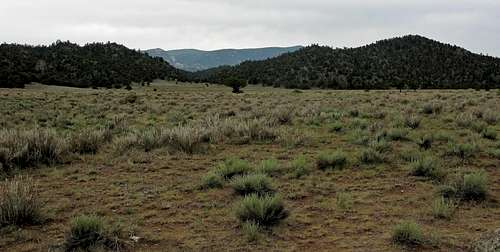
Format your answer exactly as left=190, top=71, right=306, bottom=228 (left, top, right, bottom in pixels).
left=0, top=81, right=499, bottom=251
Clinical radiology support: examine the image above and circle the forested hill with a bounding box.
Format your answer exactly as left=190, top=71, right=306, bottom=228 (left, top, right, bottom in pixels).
left=0, top=41, right=186, bottom=88
left=191, top=35, right=500, bottom=89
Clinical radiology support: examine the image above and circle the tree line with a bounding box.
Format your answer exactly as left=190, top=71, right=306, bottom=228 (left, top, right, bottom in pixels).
left=190, top=35, right=500, bottom=90
left=0, top=41, right=186, bottom=88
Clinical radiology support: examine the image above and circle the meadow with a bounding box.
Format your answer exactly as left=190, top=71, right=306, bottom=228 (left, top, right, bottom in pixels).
left=0, top=82, right=499, bottom=251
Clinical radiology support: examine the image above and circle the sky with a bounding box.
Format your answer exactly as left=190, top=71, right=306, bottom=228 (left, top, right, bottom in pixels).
left=1, top=0, right=499, bottom=56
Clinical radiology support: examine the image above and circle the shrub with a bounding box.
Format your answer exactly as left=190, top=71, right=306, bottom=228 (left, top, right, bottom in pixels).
left=255, top=159, right=280, bottom=176
left=416, top=134, right=433, bottom=150
left=290, top=155, right=310, bottom=178
left=386, top=128, right=409, bottom=141
left=216, top=158, right=252, bottom=180
left=440, top=171, right=489, bottom=201
left=0, top=129, right=66, bottom=169
left=446, top=142, right=479, bottom=160
left=456, top=113, right=475, bottom=128
left=328, top=122, right=343, bottom=133
left=431, top=197, right=455, bottom=219
left=64, top=215, right=126, bottom=252
left=200, top=172, right=224, bottom=189
left=400, top=149, right=422, bottom=162
left=359, top=148, right=384, bottom=164
left=461, top=171, right=488, bottom=201
left=70, top=128, right=112, bottom=154
left=316, top=151, right=348, bottom=170
left=404, top=115, right=421, bottom=129
left=482, top=110, right=498, bottom=125
left=234, top=194, right=289, bottom=226
left=230, top=174, right=274, bottom=196
left=369, top=139, right=392, bottom=153
left=422, top=102, right=442, bottom=114
left=336, top=192, right=353, bottom=212
left=241, top=221, right=260, bottom=242
left=348, top=129, right=370, bottom=145
left=0, top=176, right=44, bottom=227
left=481, top=128, right=497, bottom=140
left=410, top=157, right=445, bottom=181
left=392, top=221, right=424, bottom=246
left=167, top=126, right=206, bottom=154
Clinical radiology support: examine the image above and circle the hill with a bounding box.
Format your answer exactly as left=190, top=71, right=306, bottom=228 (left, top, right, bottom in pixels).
left=0, top=41, right=186, bottom=89
left=192, top=35, right=500, bottom=89
left=145, top=46, right=303, bottom=72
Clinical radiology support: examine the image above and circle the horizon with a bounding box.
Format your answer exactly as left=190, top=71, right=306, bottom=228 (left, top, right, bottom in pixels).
left=1, top=0, right=499, bottom=57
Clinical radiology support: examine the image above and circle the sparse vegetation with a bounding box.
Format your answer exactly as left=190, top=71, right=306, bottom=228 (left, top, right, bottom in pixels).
left=316, top=151, right=348, bottom=170
left=216, top=158, right=252, bottom=180
left=392, top=221, right=424, bottom=246
left=234, top=194, right=289, bottom=227
left=431, top=197, right=455, bottom=219
left=410, top=156, right=446, bottom=181
left=0, top=176, right=44, bottom=227
left=64, top=215, right=126, bottom=252
left=230, top=174, right=274, bottom=196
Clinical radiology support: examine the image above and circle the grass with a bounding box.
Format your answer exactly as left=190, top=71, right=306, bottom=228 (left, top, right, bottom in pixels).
left=440, top=171, right=489, bottom=202
left=431, top=197, right=455, bottom=220
left=316, top=151, right=348, bottom=170
left=410, top=156, right=446, bottom=181
left=64, top=215, right=126, bottom=251
left=216, top=158, right=252, bottom=180
left=1, top=83, right=498, bottom=251
left=0, top=176, right=44, bottom=227
left=230, top=174, right=274, bottom=196
left=234, top=194, right=289, bottom=226
left=392, top=221, right=424, bottom=246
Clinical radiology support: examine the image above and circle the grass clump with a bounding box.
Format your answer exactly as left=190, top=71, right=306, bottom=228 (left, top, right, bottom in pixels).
left=440, top=171, right=489, bottom=202
left=431, top=197, right=455, bottom=220
left=328, top=122, right=343, bottom=133
left=410, top=156, right=446, bottom=181
left=386, top=128, right=409, bottom=141
left=316, top=151, right=348, bottom=170
left=391, top=221, right=424, bottom=246
left=416, top=134, right=433, bottom=150
left=481, top=128, right=497, bottom=140
left=70, top=128, right=112, bottom=154
left=446, top=142, right=479, bottom=160
left=230, top=174, right=274, bottom=196
left=255, top=159, right=280, bottom=176
left=422, top=102, right=442, bottom=115
left=64, top=215, right=126, bottom=252
left=200, top=172, right=224, bottom=190
left=0, top=129, right=66, bottom=170
left=336, top=192, right=353, bottom=212
left=241, top=221, right=261, bottom=242
left=359, top=148, right=384, bottom=164
left=0, top=176, right=44, bottom=227
left=234, top=194, right=289, bottom=226
left=404, top=115, right=421, bottom=129
left=289, top=155, right=310, bottom=178
left=216, top=158, right=252, bottom=180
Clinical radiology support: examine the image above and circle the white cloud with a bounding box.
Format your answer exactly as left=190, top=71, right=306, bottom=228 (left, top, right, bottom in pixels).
left=0, top=0, right=499, bottom=56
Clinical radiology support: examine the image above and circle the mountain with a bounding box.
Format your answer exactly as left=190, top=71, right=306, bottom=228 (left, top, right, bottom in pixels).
left=145, top=46, right=303, bottom=72
left=192, top=35, right=500, bottom=90
left=0, top=41, right=186, bottom=88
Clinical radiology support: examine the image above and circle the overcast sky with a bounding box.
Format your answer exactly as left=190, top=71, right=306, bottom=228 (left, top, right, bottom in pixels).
left=1, top=0, right=499, bottom=56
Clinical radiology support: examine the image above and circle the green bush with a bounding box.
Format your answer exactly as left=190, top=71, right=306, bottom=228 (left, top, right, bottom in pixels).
left=416, top=134, right=433, bottom=150
left=0, top=129, right=66, bottom=170
left=241, top=221, right=260, bottom=242
left=359, top=148, right=384, bottom=164
left=64, top=215, right=125, bottom=252
left=422, top=102, right=442, bottom=115
left=431, top=197, right=455, bottom=219
left=410, top=157, right=445, bottom=181
left=386, top=128, right=409, bottom=141
left=290, top=155, right=310, bottom=178
left=348, top=129, right=370, bottom=145
left=0, top=176, right=44, bottom=227
left=328, top=122, right=343, bottom=133
left=230, top=174, right=274, bottom=196
left=336, top=192, right=353, bottom=212
left=392, top=221, right=424, bottom=246
left=369, top=139, right=392, bottom=153
left=446, top=142, right=479, bottom=160
left=316, top=151, right=348, bottom=170
left=255, top=159, right=280, bottom=176
left=481, top=128, right=497, bottom=140
left=200, top=172, right=224, bottom=189
left=234, top=194, right=289, bottom=226
left=216, top=158, right=252, bottom=180
left=440, top=171, right=488, bottom=201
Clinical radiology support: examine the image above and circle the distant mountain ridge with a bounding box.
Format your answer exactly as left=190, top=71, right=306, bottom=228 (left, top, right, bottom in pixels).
left=145, top=46, right=303, bottom=72
left=191, top=35, right=500, bottom=90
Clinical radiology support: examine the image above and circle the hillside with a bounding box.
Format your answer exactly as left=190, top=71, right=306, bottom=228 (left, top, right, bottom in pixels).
left=192, top=35, right=500, bottom=89
left=145, top=46, right=303, bottom=72
left=0, top=41, right=186, bottom=89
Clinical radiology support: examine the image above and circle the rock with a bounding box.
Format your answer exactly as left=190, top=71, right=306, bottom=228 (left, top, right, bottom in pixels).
left=473, top=229, right=500, bottom=252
